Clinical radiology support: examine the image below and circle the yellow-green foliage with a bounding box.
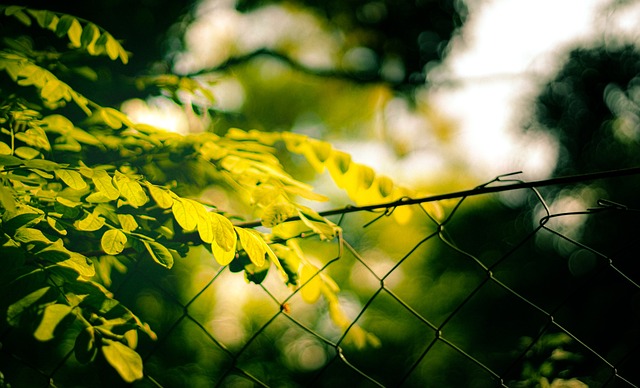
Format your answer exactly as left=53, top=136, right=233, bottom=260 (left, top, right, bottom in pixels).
left=0, top=5, right=406, bottom=383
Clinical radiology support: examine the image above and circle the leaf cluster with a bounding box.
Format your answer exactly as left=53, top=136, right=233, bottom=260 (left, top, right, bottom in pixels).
left=0, top=5, right=405, bottom=384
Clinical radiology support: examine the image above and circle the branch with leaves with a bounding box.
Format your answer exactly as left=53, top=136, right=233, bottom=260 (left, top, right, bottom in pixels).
left=0, top=5, right=423, bottom=383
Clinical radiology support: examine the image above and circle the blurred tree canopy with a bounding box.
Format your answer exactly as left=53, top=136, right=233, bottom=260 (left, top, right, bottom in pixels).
left=534, top=44, right=640, bottom=175
left=234, top=0, right=467, bottom=88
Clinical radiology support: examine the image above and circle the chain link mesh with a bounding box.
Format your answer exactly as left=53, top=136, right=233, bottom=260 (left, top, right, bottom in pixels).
left=2, top=171, right=639, bottom=387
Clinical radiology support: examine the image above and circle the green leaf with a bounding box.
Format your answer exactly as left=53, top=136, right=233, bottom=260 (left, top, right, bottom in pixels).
left=143, top=240, right=173, bottom=269
left=145, top=183, right=173, bottom=209
left=55, top=15, right=74, bottom=37
left=34, top=303, right=73, bottom=341
left=101, top=339, right=143, bottom=383
left=2, top=211, right=43, bottom=234
left=14, top=146, right=39, bottom=159
left=55, top=169, right=87, bottom=190
left=43, top=114, right=74, bottom=134
left=171, top=198, right=199, bottom=231
left=7, top=287, right=51, bottom=326
left=76, top=210, right=105, bottom=232
left=101, top=229, right=127, bottom=255
left=36, top=240, right=96, bottom=279
left=13, top=227, right=53, bottom=244
left=23, top=159, right=62, bottom=171
left=6, top=7, right=31, bottom=26
left=70, top=127, right=101, bottom=146
left=0, top=185, right=17, bottom=212
left=47, top=216, right=67, bottom=235
left=92, top=170, right=119, bottom=200
left=0, top=154, right=23, bottom=166
left=75, top=327, right=98, bottom=364
left=113, top=171, right=148, bottom=207
left=55, top=196, right=81, bottom=218
left=235, top=227, right=266, bottom=267
left=81, top=23, right=100, bottom=52
left=0, top=141, right=12, bottom=155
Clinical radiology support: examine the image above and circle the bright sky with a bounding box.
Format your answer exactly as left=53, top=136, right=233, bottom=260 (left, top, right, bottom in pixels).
left=428, top=0, right=637, bottom=181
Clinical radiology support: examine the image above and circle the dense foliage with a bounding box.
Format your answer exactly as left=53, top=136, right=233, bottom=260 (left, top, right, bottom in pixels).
left=0, top=5, right=424, bottom=382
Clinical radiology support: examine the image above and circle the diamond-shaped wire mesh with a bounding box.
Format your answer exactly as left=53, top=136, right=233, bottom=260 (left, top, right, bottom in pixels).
left=1, top=173, right=639, bottom=387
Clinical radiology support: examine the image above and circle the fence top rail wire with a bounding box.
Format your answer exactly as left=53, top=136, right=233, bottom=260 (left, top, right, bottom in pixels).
left=235, top=166, right=640, bottom=228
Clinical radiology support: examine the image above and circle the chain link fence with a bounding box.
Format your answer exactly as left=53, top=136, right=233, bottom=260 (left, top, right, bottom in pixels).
left=1, top=169, right=640, bottom=387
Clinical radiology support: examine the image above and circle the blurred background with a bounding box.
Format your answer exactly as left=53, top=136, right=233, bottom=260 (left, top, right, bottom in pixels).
left=7, top=0, right=640, bottom=386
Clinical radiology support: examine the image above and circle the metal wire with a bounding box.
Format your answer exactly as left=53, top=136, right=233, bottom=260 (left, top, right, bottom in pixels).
left=2, top=169, right=640, bottom=387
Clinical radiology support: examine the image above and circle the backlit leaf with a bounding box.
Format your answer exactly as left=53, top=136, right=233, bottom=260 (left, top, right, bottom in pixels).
left=300, top=264, right=322, bottom=303
left=376, top=176, right=394, bottom=197
left=210, top=213, right=236, bottom=265
left=14, top=146, right=39, bottom=159
left=113, top=172, right=147, bottom=207
left=34, top=303, right=73, bottom=341
left=143, top=240, right=173, bottom=269
left=195, top=204, right=214, bottom=244
left=171, top=198, right=198, bottom=231
left=76, top=210, right=105, bottom=232
left=0, top=141, right=11, bottom=155
left=117, top=214, right=138, bottom=233
left=47, top=216, right=67, bottom=235
left=92, top=170, right=119, bottom=200
left=235, top=227, right=266, bottom=267
left=67, top=18, right=82, bottom=47
left=80, top=23, right=100, bottom=52
left=101, top=229, right=127, bottom=255
left=43, top=114, right=73, bottom=134
left=13, top=227, right=52, bottom=244
left=101, top=339, right=143, bottom=383
left=146, top=183, right=173, bottom=209
left=55, top=169, right=87, bottom=190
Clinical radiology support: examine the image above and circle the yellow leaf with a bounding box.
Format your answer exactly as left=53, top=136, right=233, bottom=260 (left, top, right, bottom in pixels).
left=171, top=198, right=198, bottom=231
left=210, top=213, right=236, bottom=251
left=55, top=169, right=87, bottom=190
left=101, top=339, right=143, bottom=383
left=92, top=170, right=119, bottom=200
left=34, top=304, right=72, bottom=341
left=104, top=33, right=119, bottom=60
left=146, top=184, right=174, bottom=209
left=81, top=23, right=99, bottom=53
left=143, top=240, right=173, bottom=268
left=377, top=175, right=394, bottom=197
left=113, top=171, right=148, bottom=207
left=67, top=18, right=82, bottom=47
left=211, top=239, right=236, bottom=266
left=194, top=202, right=214, bottom=244
left=300, top=264, right=322, bottom=303
left=76, top=210, right=105, bottom=231
left=117, top=214, right=138, bottom=233
left=42, top=114, right=74, bottom=134
left=101, top=229, right=127, bottom=255
left=235, top=227, right=266, bottom=267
